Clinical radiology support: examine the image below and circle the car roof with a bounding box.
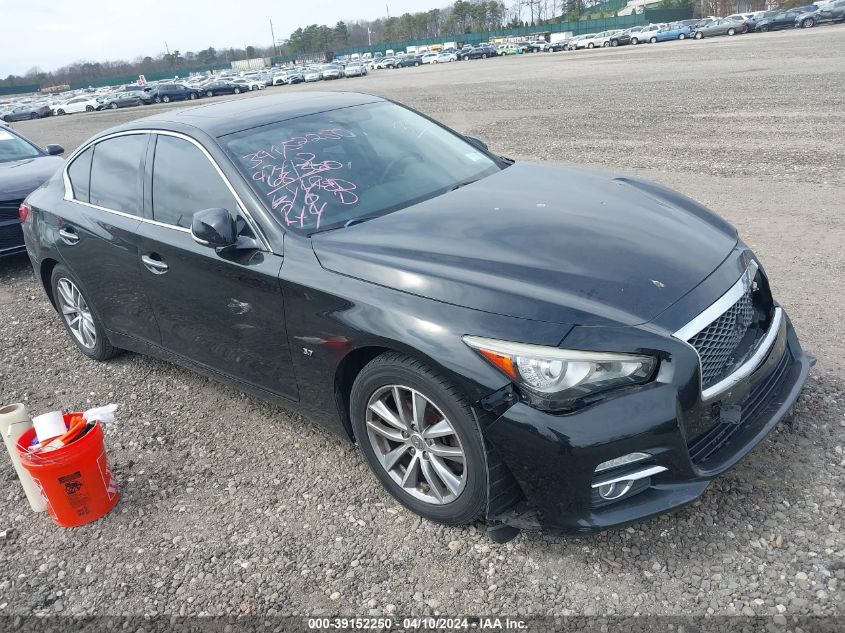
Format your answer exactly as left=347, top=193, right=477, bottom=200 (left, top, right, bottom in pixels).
left=110, top=91, right=386, bottom=138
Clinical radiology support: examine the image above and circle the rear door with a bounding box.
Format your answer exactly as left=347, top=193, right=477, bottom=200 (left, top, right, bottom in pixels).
left=55, top=133, right=161, bottom=343
left=136, top=132, right=298, bottom=400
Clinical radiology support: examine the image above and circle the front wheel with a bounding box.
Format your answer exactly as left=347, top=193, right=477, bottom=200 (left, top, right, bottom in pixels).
left=57, top=109, right=65, bottom=116
left=802, top=18, right=814, bottom=28
left=649, top=37, right=657, bottom=43
left=727, top=28, right=736, bottom=36
left=694, top=31, right=704, bottom=39
left=631, top=38, right=639, bottom=45
left=588, top=42, right=594, bottom=48
left=85, top=105, right=94, bottom=112
left=350, top=353, right=487, bottom=525
left=189, top=92, right=197, bottom=100
left=162, top=95, right=171, bottom=103
left=51, top=265, right=117, bottom=362
left=481, top=53, right=487, bottom=58
left=206, top=90, right=213, bottom=97
left=110, top=102, right=118, bottom=109
left=234, top=87, right=241, bottom=94
left=415, top=62, right=420, bottom=66
left=611, top=40, right=618, bottom=47
left=679, top=33, right=686, bottom=40
left=759, top=24, right=769, bottom=32
left=603, top=41, right=609, bottom=47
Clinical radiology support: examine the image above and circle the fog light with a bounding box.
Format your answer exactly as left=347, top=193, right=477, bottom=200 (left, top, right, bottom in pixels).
left=597, top=480, right=634, bottom=500
left=595, top=452, right=651, bottom=473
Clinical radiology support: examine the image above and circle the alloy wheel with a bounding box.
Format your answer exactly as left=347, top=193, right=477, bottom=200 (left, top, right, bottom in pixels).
left=365, top=385, right=466, bottom=505
left=57, top=278, right=96, bottom=349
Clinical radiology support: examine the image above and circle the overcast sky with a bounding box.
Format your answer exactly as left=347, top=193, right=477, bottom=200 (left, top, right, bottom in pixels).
left=3, top=0, right=440, bottom=76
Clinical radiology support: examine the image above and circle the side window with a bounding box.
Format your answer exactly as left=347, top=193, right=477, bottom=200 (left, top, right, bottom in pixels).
left=67, top=146, right=94, bottom=203
left=89, top=134, right=147, bottom=215
left=151, top=135, right=238, bottom=229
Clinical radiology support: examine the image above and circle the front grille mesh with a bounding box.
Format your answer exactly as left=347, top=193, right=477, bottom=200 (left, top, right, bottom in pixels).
left=688, top=288, right=755, bottom=388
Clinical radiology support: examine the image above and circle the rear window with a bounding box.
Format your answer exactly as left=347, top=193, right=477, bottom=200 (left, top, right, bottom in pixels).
left=89, top=134, right=147, bottom=215
left=67, top=146, right=93, bottom=202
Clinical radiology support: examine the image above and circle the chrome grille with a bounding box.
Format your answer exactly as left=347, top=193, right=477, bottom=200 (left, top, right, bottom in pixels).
left=688, top=288, right=755, bottom=388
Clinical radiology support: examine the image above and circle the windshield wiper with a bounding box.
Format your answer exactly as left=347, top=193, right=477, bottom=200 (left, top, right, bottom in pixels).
left=448, top=178, right=480, bottom=192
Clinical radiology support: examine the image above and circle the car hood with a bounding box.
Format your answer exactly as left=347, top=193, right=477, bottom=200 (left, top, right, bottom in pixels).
left=0, top=155, right=64, bottom=201
left=312, top=162, right=738, bottom=327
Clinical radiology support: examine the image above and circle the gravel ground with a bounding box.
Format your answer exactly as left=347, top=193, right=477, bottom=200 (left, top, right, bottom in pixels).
left=2, top=26, right=843, bottom=620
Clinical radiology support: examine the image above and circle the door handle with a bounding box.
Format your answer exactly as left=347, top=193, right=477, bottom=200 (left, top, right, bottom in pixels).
left=141, top=254, right=169, bottom=275
left=58, top=227, right=79, bottom=244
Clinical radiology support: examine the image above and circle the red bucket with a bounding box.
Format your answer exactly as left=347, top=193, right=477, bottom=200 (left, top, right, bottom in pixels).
left=17, top=413, right=119, bottom=527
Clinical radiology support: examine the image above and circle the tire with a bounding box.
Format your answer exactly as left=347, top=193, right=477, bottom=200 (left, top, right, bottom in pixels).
left=154, top=96, right=161, bottom=103
left=602, top=41, right=609, bottom=47
left=481, top=53, right=487, bottom=58
left=162, top=95, right=171, bottom=103
left=631, top=37, right=639, bottom=45
left=649, top=37, right=657, bottom=43
left=803, top=18, right=814, bottom=28
left=415, top=62, right=420, bottom=66
left=110, top=102, right=118, bottom=109
left=679, top=33, right=686, bottom=40
left=206, top=90, right=213, bottom=97
left=611, top=39, right=618, bottom=47
left=189, top=92, right=197, bottom=100
left=51, top=265, right=117, bottom=362
left=462, top=56, right=469, bottom=61
left=350, top=353, right=486, bottom=525
left=57, top=109, right=65, bottom=116
left=760, top=24, right=769, bottom=32
left=694, top=31, right=703, bottom=39
left=234, top=87, right=241, bottom=94
left=728, top=28, right=736, bottom=36
left=85, top=105, right=94, bottom=112
left=588, top=42, right=594, bottom=48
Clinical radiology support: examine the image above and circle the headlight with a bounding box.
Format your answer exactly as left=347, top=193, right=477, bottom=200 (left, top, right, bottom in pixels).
left=463, top=335, right=657, bottom=410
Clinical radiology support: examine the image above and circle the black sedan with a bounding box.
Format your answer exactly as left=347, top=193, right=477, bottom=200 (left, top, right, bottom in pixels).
left=202, top=80, right=244, bottom=97
left=1, top=127, right=63, bottom=257
left=609, top=26, right=644, bottom=46
left=3, top=104, right=52, bottom=122
left=98, top=92, right=143, bottom=110
left=756, top=9, right=802, bottom=31
left=21, top=93, right=809, bottom=539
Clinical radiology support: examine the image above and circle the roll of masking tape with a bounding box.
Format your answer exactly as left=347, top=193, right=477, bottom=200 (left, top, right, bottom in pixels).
left=1, top=403, right=47, bottom=512
left=32, top=410, right=66, bottom=442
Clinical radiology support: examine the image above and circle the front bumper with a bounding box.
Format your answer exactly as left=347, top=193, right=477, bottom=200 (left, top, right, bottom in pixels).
left=484, top=311, right=809, bottom=534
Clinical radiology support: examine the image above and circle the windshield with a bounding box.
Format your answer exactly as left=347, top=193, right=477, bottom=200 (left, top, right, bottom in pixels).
left=223, top=101, right=502, bottom=234
left=0, top=128, right=42, bottom=163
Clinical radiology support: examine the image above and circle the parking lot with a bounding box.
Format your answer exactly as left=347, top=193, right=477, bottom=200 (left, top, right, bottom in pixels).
left=1, top=26, right=843, bottom=619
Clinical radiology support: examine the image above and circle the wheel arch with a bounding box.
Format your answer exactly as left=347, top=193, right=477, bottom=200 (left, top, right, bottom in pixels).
left=39, top=257, right=60, bottom=310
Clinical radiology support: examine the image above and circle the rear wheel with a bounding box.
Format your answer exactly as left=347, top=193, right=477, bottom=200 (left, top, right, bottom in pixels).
left=109, top=102, right=118, bottom=109
left=154, top=96, right=161, bottom=103
left=679, top=33, right=686, bottom=40
left=602, top=41, right=609, bottom=47
left=189, top=92, right=197, bottom=99
left=206, top=90, right=213, bottom=97
left=350, top=353, right=486, bottom=525
left=85, top=105, right=94, bottom=112
left=588, top=42, right=594, bottom=48
left=51, top=265, right=117, bottom=362
left=234, top=87, right=241, bottom=94
left=30, top=112, right=38, bottom=119
left=57, top=109, right=65, bottom=115
left=631, top=37, right=640, bottom=45
left=611, top=39, right=618, bottom=47
left=728, top=28, right=736, bottom=36
left=481, top=53, right=487, bottom=58
left=162, top=95, right=171, bottom=103
left=759, top=24, right=769, bottom=32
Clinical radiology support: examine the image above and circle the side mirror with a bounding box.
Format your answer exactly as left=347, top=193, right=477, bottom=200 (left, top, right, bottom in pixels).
left=464, top=135, right=488, bottom=151
left=45, top=144, right=64, bottom=156
left=191, top=208, right=237, bottom=248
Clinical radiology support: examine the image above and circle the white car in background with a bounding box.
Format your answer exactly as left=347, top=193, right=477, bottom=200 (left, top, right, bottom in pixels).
left=574, top=33, right=600, bottom=49
left=435, top=51, right=457, bottom=63
left=594, top=30, right=624, bottom=47
left=421, top=53, right=439, bottom=64
left=631, top=23, right=665, bottom=44
left=53, top=96, right=100, bottom=115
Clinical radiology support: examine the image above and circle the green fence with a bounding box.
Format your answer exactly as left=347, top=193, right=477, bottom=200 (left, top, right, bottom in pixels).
left=644, top=7, right=695, bottom=22
left=271, top=14, right=647, bottom=63
left=0, top=84, right=41, bottom=97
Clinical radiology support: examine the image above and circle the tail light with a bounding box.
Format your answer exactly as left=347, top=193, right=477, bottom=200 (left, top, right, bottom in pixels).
left=18, top=202, right=31, bottom=223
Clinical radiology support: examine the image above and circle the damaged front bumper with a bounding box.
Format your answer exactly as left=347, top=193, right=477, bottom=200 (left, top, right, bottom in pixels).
left=481, top=311, right=810, bottom=536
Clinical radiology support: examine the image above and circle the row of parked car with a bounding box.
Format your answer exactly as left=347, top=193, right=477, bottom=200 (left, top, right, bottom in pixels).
left=565, top=1, right=844, bottom=49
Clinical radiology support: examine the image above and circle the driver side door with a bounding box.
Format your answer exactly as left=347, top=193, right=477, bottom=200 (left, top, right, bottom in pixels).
left=136, top=132, right=298, bottom=400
